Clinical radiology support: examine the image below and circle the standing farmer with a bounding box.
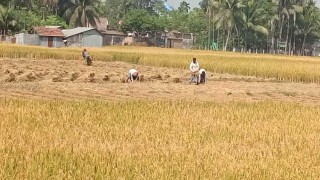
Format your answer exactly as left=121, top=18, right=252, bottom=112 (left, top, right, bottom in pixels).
left=189, top=57, right=200, bottom=84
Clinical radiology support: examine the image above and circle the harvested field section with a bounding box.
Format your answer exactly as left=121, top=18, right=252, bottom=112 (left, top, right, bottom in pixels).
left=1, top=58, right=320, bottom=104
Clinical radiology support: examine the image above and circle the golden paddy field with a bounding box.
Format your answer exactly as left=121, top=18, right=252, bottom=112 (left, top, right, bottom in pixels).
left=0, top=43, right=320, bottom=179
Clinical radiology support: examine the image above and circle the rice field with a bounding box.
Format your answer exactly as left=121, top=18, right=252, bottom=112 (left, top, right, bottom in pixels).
left=1, top=43, right=320, bottom=83
left=0, top=99, right=320, bottom=179
left=1, top=43, right=320, bottom=179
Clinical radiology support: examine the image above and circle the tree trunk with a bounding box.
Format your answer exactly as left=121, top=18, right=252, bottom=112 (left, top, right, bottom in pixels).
left=212, top=18, right=215, bottom=50
left=208, top=8, right=211, bottom=49
left=270, top=19, right=275, bottom=54
left=212, top=6, right=215, bottom=49
left=217, top=28, right=220, bottom=50
left=224, top=28, right=230, bottom=51
left=293, top=13, right=296, bottom=55
left=222, top=28, right=225, bottom=51
left=301, top=33, right=307, bottom=55
left=285, top=16, right=290, bottom=54
left=279, top=14, right=285, bottom=42
left=234, top=25, right=240, bottom=51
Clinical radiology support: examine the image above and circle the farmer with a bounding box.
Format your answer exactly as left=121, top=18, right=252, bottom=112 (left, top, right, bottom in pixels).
left=127, top=68, right=139, bottom=82
left=82, top=49, right=92, bottom=65
left=198, top=68, right=207, bottom=84
left=189, top=57, right=200, bottom=84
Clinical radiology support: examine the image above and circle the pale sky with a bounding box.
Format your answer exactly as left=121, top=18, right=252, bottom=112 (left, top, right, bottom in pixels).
left=166, top=0, right=320, bottom=9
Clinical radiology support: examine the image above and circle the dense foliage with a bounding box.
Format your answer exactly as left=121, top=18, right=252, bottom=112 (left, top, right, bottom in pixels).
left=0, top=0, right=319, bottom=53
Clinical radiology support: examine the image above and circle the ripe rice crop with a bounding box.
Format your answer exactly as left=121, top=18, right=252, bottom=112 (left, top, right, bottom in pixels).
left=0, top=98, right=320, bottom=179
left=1, top=43, right=320, bottom=83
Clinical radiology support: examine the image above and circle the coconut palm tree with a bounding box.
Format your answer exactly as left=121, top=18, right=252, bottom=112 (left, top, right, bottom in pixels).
left=296, top=0, right=320, bottom=54
left=0, top=5, right=16, bottom=33
left=179, top=1, right=190, bottom=14
left=62, top=0, right=100, bottom=27
left=213, top=0, right=244, bottom=51
left=242, top=0, right=269, bottom=50
left=41, top=0, right=60, bottom=14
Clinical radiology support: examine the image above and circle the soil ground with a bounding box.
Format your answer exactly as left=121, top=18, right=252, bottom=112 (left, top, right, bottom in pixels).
left=1, top=58, right=320, bottom=105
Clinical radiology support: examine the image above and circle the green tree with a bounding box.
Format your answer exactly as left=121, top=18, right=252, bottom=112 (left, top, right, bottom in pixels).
left=242, top=0, right=269, bottom=50
left=41, top=0, right=60, bottom=14
left=0, top=5, right=16, bottom=33
left=213, top=0, right=245, bottom=51
left=121, top=9, right=164, bottom=36
left=62, top=0, right=100, bottom=27
left=179, top=1, right=190, bottom=14
left=40, top=15, right=68, bottom=28
left=296, top=1, right=320, bottom=53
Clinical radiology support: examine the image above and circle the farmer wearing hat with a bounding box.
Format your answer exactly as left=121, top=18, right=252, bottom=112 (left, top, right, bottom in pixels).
left=189, top=57, right=200, bottom=84
left=127, top=68, right=140, bottom=82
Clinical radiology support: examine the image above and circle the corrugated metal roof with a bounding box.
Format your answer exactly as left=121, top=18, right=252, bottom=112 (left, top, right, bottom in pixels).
left=33, top=27, right=64, bottom=37
left=62, top=27, right=96, bottom=37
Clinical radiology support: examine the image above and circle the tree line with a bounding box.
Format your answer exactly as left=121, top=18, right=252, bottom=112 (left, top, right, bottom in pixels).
left=0, top=0, right=319, bottom=54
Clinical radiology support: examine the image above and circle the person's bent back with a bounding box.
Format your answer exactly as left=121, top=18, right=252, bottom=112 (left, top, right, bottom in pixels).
left=127, top=69, right=139, bottom=82
left=199, top=69, right=206, bottom=84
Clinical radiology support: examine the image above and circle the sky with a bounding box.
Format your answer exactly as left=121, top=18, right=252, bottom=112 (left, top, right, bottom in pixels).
left=166, top=0, right=320, bottom=9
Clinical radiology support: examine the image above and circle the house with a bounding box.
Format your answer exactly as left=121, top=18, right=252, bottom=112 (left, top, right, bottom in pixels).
left=15, top=27, right=64, bottom=47
left=33, top=27, right=64, bottom=47
left=123, top=30, right=194, bottom=48
left=15, top=33, right=39, bottom=46
left=100, top=30, right=126, bottom=46
left=124, top=32, right=158, bottom=46
left=166, top=31, right=194, bottom=49
left=62, top=27, right=103, bottom=47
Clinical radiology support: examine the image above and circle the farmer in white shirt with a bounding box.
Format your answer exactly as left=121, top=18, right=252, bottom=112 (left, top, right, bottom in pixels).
left=127, top=69, right=139, bottom=82
left=198, top=68, right=207, bottom=84
left=189, top=58, right=200, bottom=84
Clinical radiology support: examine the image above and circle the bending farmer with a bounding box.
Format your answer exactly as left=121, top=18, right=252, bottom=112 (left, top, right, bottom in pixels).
left=198, top=69, right=207, bottom=84
left=82, top=49, right=92, bottom=65
left=127, top=69, right=140, bottom=82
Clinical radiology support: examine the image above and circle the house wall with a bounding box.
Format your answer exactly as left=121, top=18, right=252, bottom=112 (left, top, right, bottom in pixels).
left=53, top=37, right=63, bottom=47
left=82, top=30, right=103, bottom=47
left=124, top=37, right=134, bottom=45
left=182, top=39, right=194, bottom=49
left=39, top=36, right=48, bottom=47
left=168, top=39, right=183, bottom=48
left=39, top=37, right=63, bottom=47
left=66, top=34, right=82, bottom=47
left=15, top=33, right=40, bottom=46
left=103, top=35, right=124, bottom=46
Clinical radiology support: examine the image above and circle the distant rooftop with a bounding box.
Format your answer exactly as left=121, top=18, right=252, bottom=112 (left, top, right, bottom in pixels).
left=33, top=27, right=64, bottom=37
left=62, top=27, right=96, bottom=37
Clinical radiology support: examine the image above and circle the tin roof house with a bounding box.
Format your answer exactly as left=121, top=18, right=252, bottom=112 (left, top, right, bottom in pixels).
left=89, top=17, right=125, bottom=46
left=15, top=26, right=64, bottom=47
left=34, top=27, right=64, bottom=47
left=62, top=27, right=103, bottom=47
